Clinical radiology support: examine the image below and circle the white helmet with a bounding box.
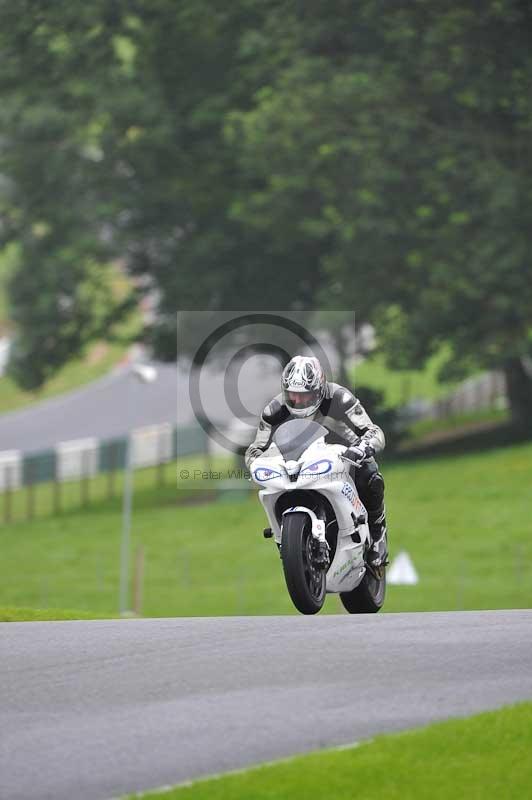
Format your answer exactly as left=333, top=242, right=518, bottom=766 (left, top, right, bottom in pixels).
left=281, top=355, right=326, bottom=418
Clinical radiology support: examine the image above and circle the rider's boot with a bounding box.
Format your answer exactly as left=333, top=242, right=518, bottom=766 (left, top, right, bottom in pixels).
left=353, top=464, right=388, bottom=570
left=367, top=506, right=389, bottom=570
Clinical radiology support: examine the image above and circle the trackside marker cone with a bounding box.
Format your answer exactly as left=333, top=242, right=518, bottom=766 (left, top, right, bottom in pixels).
left=387, top=551, right=419, bottom=585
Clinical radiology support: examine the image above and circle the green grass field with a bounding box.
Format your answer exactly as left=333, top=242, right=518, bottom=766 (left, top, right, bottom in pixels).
left=0, top=454, right=229, bottom=525
left=130, top=702, right=532, bottom=800
left=1, top=441, right=531, bottom=617
left=0, top=607, right=116, bottom=621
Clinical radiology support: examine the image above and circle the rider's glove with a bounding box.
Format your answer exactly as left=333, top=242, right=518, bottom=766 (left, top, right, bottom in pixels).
left=341, top=442, right=375, bottom=468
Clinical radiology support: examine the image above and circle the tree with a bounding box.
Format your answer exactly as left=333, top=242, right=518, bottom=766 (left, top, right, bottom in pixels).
left=372, top=0, right=532, bottom=429
left=0, top=0, right=140, bottom=386
left=2, top=0, right=531, bottom=432
left=0, top=0, right=329, bottom=384
left=226, top=0, right=532, bottom=429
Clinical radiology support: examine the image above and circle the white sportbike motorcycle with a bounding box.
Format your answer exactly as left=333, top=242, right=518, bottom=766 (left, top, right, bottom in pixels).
left=250, top=418, right=386, bottom=615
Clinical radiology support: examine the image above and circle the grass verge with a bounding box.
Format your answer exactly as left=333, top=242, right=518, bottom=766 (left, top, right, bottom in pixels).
left=0, top=606, right=116, bottom=621
left=0, top=441, right=531, bottom=616
left=129, top=702, right=532, bottom=800
left=0, top=455, right=225, bottom=524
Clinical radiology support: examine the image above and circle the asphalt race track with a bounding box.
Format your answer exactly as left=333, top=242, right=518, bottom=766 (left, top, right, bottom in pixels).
left=2, top=611, right=532, bottom=800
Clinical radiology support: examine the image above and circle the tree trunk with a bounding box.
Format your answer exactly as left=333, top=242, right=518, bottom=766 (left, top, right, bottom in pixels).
left=503, top=356, right=532, bottom=432
left=333, top=327, right=351, bottom=390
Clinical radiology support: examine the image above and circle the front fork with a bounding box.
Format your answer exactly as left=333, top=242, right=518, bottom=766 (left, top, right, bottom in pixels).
left=281, top=506, right=330, bottom=569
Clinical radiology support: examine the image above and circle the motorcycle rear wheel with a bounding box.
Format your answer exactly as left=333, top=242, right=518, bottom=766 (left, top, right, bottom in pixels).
left=281, top=512, right=326, bottom=615
left=340, top=564, right=386, bottom=614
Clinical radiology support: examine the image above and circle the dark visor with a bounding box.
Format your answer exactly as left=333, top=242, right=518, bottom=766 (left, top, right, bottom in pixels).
left=286, top=389, right=320, bottom=409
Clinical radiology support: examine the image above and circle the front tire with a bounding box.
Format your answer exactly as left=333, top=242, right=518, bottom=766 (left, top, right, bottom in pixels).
left=340, top=564, right=386, bottom=614
left=281, top=512, right=326, bottom=615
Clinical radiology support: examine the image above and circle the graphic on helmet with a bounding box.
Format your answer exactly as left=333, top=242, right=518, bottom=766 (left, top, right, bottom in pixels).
left=281, top=356, right=326, bottom=418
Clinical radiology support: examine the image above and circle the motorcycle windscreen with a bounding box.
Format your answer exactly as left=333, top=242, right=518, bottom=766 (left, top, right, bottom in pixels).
left=272, top=418, right=329, bottom=462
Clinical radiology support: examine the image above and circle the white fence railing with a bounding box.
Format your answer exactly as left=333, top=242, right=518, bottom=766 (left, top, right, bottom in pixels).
left=57, top=438, right=99, bottom=482
left=131, top=423, right=173, bottom=468
left=0, top=450, right=22, bottom=491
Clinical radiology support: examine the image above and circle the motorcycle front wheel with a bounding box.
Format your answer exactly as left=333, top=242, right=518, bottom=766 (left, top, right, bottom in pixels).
left=281, top=512, right=326, bottom=615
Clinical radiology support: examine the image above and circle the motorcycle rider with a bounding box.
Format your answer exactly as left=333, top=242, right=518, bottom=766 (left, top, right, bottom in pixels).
left=245, top=355, right=388, bottom=569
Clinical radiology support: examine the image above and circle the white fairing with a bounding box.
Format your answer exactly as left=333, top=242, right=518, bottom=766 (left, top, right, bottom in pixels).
left=251, top=436, right=371, bottom=593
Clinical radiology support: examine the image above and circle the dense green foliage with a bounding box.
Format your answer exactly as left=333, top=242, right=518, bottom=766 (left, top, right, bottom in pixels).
left=0, top=339, right=129, bottom=414
left=0, top=1, right=531, bottom=418
left=1, top=441, right=531, bottom=615
left=134, top=703, right=532, bottom=799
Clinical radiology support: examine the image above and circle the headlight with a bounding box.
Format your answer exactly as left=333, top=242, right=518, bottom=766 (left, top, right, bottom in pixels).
left=300, top=459, right=332, bottom=477
left=253, top=466, right=282, bottom=482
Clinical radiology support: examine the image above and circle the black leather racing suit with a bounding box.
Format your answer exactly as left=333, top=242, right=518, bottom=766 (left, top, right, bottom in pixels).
left=245, top=382, right=386, bottom=538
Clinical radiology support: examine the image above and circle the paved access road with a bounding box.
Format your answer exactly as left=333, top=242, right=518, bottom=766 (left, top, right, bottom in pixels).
left=0, top=358, right=281, bottom=454
left=2, top=611, right=531, bottom=800
left=0, top=330, right=345, bottom=455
